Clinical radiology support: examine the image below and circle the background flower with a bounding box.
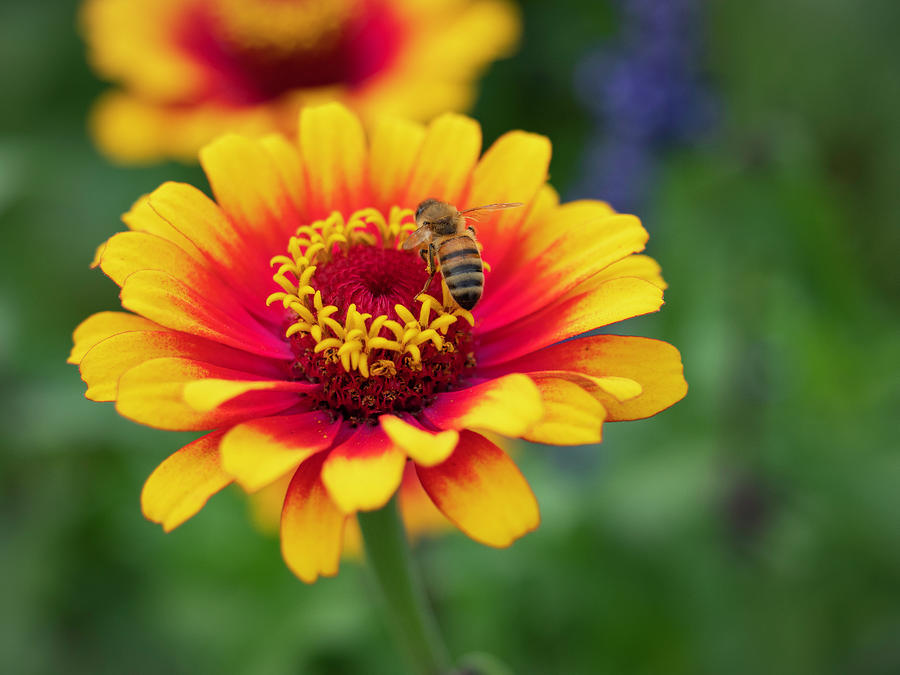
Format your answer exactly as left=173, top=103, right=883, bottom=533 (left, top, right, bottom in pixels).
left=571, top=0, right=715, bottom=212
left=80, top=0, right=520, bottom=163
left=69, top=103, right=685, bottom=581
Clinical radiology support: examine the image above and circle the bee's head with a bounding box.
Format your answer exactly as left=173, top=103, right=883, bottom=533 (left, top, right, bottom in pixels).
left=414, top=198, right=453, bottom=228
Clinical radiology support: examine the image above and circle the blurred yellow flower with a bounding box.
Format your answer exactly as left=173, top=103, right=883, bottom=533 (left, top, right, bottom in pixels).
left=80, top=0, right=520, bottom=163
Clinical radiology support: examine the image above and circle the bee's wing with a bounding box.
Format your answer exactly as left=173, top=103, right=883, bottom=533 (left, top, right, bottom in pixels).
left=401, top=226, right=432, bottom=250
left=458, top=202, right=524, bottom=215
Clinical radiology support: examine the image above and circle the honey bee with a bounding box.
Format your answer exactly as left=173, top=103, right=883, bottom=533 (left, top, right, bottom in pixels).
left=402, top=198, right=523, bottom=310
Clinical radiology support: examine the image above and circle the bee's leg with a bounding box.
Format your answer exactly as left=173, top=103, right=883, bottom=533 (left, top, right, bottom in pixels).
left=418, top=243, right=437, bottom=295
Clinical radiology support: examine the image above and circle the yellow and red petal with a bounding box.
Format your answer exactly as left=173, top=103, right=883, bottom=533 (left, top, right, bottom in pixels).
left=299, top=103, right=369, bottom=218
left=200, top=133, right=302, bottom=254
left=182, top=377, right=316, bottom=412
left=477, top=206, right=650, bottom=332
left=141, top=181, right=280, bottom=311
left=519, top=183, right=562, bottom=241
left=379, top=415, right=459, bottom=467
left=490, top=208, right=649, bottom=310
left=79, top=329, right=283, bottom=402
left=519, top=197, right=613, bottom=260
left=95, top=224, right=277, bottom=330
left=121, top=190, right=204, bottom=260
left=423, top=374, right=543, bottom=438
left=481, top=335, right=687, bottom=421
left=477, top=180, right=559, bottom=280
left=368, top=116, right=426, bottom=213
left=115, top=357, right=304, bottom=431
left=522, top=377, right=606, bottom=445
left=259, top=133, right=307, bottom=210
left=321, top=425, right=406, bottom=513
left=69, top=311, right=159, bottom=364
left=141, top=430, right=232, bottom=532
left=120, top=269, right=290, bottom=359
left=402, top=113, right=482, bottom=206
left=96, top=230, right=217, bottom=291
left=594, top=253, right=667, bottom=290
left=281, top=453, right=348, bottom=583
left=478, top=277, right=664, bottom=365
left=219, top=412, right=341, bottom=492
left=464, top=130, right=552, bottom=265
left=416, top=430, right=539, bottom=547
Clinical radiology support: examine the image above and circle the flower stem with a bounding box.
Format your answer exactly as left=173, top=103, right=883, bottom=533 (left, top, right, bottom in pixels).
left=357, top=497, right=451, bottom=675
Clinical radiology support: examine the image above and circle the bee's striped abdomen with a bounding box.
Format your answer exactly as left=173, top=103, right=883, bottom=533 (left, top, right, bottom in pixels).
left=439, top=235, right=484, bottom=310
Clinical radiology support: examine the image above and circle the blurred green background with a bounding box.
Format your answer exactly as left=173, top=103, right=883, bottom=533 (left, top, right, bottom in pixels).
left=2, top=1, right=899, bottom=674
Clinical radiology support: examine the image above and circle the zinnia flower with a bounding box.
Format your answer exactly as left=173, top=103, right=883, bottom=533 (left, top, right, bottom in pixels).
left=70, top=103, right=686, bottom=582
left=80, top=0, right=520, bottom=163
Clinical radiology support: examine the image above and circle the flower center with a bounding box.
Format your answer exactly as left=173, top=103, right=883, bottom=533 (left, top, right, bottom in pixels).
left=178, top=0, right=402, bottom=105
left=268, top=208, right=476, bottom=424
left=314, top=246, right=429, bottom=321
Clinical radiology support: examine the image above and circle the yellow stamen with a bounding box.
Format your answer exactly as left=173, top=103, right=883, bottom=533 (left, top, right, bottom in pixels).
left=393, top=304, right=417, bottom=327
left=273, top=208, right=469, bottom=377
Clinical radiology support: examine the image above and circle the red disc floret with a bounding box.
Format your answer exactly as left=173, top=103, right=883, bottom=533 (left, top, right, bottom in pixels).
left=288, top=328, right=473, bottom=424
left=313, top=245, right=433, bottom=320
left=283, top=244, right=475, bottom=425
